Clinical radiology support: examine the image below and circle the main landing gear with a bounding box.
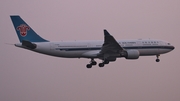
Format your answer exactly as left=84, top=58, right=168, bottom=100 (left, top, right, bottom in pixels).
left=86, top=59, right=97, bottom=68
left=98, top=60, right=109, bottom=67
left=86, top=59, right=109, bottom=68
left=156, top=55, right=160, bottom=62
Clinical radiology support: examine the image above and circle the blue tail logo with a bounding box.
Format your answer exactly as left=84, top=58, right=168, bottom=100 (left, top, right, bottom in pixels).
left=10, top=15, right=48, bottom=42
left=17, top=24, right=30, bottom=37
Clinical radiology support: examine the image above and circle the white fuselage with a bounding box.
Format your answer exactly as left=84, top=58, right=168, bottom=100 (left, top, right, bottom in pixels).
left=15, top=39, right=174, bottom=59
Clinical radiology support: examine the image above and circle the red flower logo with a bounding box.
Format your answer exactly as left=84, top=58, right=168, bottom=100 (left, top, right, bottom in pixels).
left=17, top=24, right=30, bottom=37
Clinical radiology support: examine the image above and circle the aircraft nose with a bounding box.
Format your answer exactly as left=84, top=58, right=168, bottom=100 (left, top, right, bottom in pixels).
left=172, top=45, right=175, bottom=50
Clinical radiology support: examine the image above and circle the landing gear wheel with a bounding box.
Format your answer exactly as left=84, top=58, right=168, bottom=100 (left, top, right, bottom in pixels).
left=156, top=59, right=160, bottom=62
left=86, top=59, right=97, bottom=68
left=86, top=64, right=92, bottom=68
left=99, top=63, right=104, bottom=67
left=91, top=61, right=97, bottom=65
left=103, top=60, right=109, bottom=64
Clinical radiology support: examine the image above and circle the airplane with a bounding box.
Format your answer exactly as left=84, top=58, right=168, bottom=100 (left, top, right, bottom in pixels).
left=10, top=15, right=174, bottom=68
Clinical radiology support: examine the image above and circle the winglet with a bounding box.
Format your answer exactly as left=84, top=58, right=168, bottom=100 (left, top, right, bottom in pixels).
left=104, top=29, right=111, bottom=36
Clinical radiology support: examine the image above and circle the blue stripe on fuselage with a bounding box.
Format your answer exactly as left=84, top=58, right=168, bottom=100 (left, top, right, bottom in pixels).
left=55, top=46, right=174, bottom=51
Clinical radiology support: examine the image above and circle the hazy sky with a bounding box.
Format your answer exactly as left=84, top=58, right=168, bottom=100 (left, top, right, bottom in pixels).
left=0, top=0, right=180, bottom=101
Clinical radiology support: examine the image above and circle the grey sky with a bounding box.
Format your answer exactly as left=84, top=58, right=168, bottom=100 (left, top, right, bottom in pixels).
left=0, top=0, right=180, bottom=101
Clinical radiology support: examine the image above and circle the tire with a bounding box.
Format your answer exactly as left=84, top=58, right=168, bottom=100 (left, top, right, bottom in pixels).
left=156, top=59, right=160, bottom=62
left=91, top=61, right=97, bottom=65
left=86, top=64, right=92, bottom=68
left=99, top=63, right=104, bottom=67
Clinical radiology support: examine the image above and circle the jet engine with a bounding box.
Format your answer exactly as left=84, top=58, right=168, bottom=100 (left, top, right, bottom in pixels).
left=125, top=50, right=140, bottom=59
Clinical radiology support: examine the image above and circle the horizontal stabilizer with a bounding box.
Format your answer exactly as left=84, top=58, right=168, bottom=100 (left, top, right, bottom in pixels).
left=22, top=40, right=36, bottom=49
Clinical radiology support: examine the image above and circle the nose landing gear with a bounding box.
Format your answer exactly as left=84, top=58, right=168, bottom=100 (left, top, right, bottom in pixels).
left=156, top=55, right=160, bottom=62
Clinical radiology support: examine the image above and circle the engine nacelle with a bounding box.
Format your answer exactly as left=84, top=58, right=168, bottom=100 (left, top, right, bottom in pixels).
left=125, top=50, right=140, bottom=59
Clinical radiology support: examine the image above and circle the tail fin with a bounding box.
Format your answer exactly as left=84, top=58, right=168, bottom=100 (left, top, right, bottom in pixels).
left=10, top=15, right=48, bottom=42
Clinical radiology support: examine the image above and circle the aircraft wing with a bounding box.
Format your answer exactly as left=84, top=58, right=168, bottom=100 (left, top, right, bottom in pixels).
left=99, top=30, right=124, bottom=56
left=81, top=30, right=124, bottom=59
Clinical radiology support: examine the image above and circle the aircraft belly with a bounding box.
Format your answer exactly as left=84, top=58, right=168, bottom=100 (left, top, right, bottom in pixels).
left=138, top=49, right=159, bottom=56
left=158, top=48, right=172, bottom=54
left=51, top=50, right=85, bottom=58
left=138, top=48, right=173, bottom=56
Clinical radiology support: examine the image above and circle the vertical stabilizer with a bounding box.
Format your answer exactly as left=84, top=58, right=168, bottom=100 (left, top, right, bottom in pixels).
left=10, top=15, right=48, bottom=42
